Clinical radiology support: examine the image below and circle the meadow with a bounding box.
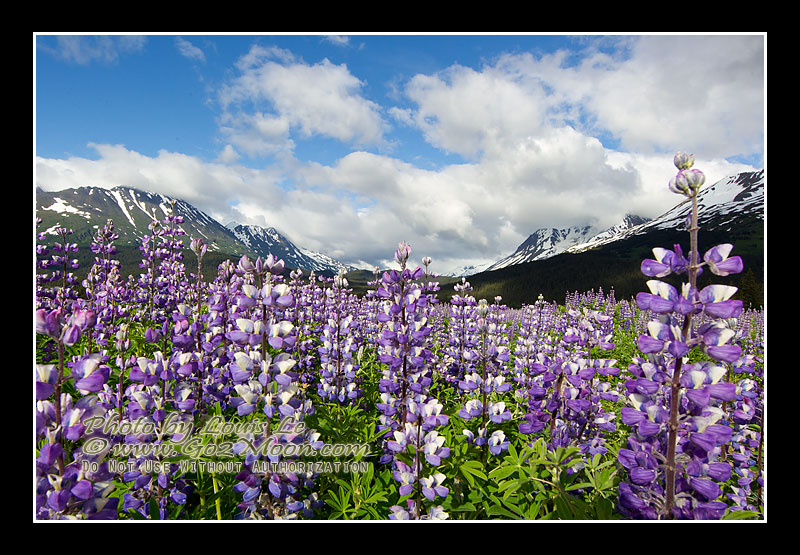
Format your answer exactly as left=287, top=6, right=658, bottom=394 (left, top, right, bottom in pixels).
left=34, top=155, right=765, bottom=521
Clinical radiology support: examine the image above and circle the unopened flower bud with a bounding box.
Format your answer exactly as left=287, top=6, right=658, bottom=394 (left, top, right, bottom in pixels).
left=674, top=152, right=695, bottom=170
left=190, top=237, right=207, bottom=258
left=683, top=168, right=705, bottom=190
left=669, top=171, right=691, bottom=195
left=394, top=241, right=412, bottom=267
left=334, top=270, right=348, bottom=289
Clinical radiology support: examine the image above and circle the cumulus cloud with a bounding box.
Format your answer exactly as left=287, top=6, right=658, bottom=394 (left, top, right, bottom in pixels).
left=216, top=144, right=241, bottom=164
left=491, top=35, right=764, bottom=161
left=400, top=63, right=550, bottom=160
left=217, top=45, right=390, bottom=157
left=34, top=140, right=758, bottom=274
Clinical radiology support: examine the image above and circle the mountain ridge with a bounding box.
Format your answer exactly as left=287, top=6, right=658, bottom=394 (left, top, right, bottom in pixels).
left=448, top=169, right=763, bottom=277
left=35, top=185, right=354, bottom=276
left=484, top=213, right=652, bottom=274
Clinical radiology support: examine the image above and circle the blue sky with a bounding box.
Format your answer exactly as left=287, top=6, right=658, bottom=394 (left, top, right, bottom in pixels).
left=35, top=33, right=765, bottom=272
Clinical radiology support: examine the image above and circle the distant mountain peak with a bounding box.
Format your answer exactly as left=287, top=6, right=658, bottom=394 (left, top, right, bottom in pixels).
left=482, top=169, right=763, bottom=273
left=36, top=185, right=355, bottom=276
left=221, top=221, right=355, bottom=276
left=485, top=213, right=650, bottom=272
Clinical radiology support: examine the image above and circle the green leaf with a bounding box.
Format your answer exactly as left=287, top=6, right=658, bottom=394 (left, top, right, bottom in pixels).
left=496, top=479, right=523, bottom=497
left=203, top=483, right=230, bottom=508
left=565, top=481, right=593, bottom=492
left=170, top=502, right=184, bottom=520
left=592, top=497, right=615, bottom=520
left=555, top=494, right=576, bottom=520
left=127, top=509, right=147, bottom=520
left=489, top=464, right=517, bottom=481
left=722, top=509, right=762, bottom=520
left=486, top=505, right=517, bottom=519
left=460, top=461, right=487, bottom=486
left=498, top=496, right=524, bottom=519
left=450, top=502, right=477, bottom=512
left=526, top=501, right=541, bottom=520
left=326, top=490, right=344, bottom=512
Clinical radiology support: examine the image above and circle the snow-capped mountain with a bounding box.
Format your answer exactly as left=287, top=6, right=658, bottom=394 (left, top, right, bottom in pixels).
left=565, top=169, right=765, bottom=253
left=35, top=185, right=355, bottom=276
left=226, top=221, right=356, bottom=276
left=638, top=169, right=763, bottom=233
left=458, top=169, right=764, bottom=276
left=36, top=185, right=247, bottom=255
left=444, top=261, right=494, bottom=279
left=484, top=214, right=651, bottom=273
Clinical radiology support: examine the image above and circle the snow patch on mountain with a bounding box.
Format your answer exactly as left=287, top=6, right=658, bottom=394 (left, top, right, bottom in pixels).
left=42, top=197, right=92, bottom=220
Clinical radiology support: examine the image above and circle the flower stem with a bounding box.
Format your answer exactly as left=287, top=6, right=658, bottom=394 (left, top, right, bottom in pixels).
left=664, top=189, right=700, bottom=519
left=54, top=338, right=66, bottom=475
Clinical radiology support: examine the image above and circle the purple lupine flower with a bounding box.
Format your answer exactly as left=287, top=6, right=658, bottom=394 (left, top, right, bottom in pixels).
left=419, top=472, right=448, bottom=501
left=189, top=237, right=207, bottom=258
left=231, top=380, right=262, bottom=416
left=487, top=401, right=511, bottom=424
left=392, top=460, right=416, bottom=497
left=458, top=398, right=483, bottom=420
left=487, top=430, right=510, bottom=455
left=387, top=422, right=417, bottom=453
left=36, top=364, right=57, bottom=400
left=703, top=244, right=744, bottom=277
left=697, top=321, right=742, bottom=363
left=394, top=241, right=412, bottom=267
left=421, top=430, right=449, bottom=466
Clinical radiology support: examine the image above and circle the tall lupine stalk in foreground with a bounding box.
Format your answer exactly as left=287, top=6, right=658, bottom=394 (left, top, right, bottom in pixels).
left=618, top=153, right=751, bottom=519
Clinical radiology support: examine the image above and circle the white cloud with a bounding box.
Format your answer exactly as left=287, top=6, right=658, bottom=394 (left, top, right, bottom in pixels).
left=491, top=35, right=765, bottom=161
left=400, top=64, right=549, bottom=160
left=604, top=151, right=758, bottom=220
left=216, top=144, right=241, bottom=164
left=35, top=136, right=758, bottom=275
left=175, top=37, right=206, bottom=63
left=217, top=45, right=389, bottom=157
left=323, top=35, right=350, bottom=47
left=35, top=143, right=286, bottom=228
left=218, top=111, right=294, bottom=158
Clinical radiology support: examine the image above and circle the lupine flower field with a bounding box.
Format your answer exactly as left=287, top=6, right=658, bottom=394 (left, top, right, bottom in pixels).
left=34, top=154, right=765, bottom=520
